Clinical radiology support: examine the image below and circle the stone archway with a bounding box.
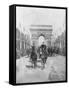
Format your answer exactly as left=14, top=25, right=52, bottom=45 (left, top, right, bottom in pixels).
left=30, top=25, right=52, bottom=47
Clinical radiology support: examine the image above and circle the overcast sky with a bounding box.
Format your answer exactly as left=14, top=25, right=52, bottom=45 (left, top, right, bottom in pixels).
left=16, top=7, right=66, bottom=38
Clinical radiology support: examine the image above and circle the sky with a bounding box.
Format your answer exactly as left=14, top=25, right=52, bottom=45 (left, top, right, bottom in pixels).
left=16, top=6, right=66, bottom=39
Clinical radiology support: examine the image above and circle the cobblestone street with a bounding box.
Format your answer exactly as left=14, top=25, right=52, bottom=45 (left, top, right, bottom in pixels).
left=16, top=55, right=66, bottom=83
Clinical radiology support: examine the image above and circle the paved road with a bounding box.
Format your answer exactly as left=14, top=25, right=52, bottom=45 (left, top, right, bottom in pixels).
left=16, top=55, right=66, bottom=83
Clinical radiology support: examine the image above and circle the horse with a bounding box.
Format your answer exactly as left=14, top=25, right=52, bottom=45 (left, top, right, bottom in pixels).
left=30, top=46, right=37, bottom=68
left=39, top=47, right=48, bottom=69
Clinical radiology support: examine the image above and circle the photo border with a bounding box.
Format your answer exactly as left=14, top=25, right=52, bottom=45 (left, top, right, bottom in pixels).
left=13, top=4, right=67, bottom=85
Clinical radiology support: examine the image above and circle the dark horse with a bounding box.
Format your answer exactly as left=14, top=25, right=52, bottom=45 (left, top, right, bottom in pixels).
left=39, top=44, right=48, bottom=69
left=30, top=46, right=37, bottom=68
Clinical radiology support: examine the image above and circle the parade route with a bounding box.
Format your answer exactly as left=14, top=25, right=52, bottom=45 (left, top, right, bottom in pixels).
left=16, top=55, right=66, bottom=83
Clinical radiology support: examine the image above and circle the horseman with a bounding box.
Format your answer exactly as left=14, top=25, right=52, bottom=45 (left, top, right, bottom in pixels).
left=39, top=42, right=48, bottom=69
left=40, top=42, right=46, bottom=51
left=30, top=43, right=37, bottom=68
left=40, top=42, right=47, bottom=57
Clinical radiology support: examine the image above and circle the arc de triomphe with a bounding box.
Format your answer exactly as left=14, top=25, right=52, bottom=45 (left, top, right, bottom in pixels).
left=30, top=25, right=52, bottom=47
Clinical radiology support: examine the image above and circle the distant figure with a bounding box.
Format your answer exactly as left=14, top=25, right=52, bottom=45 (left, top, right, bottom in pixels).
left=40, top=42, right=46, bottom=51
left=26, top=48, right=31, bottom=57
left=48, top=47, right=52, bottom=56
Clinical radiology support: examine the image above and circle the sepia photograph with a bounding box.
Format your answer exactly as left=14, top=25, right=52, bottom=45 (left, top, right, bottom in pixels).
left=16, top=6, right=67, bottom=84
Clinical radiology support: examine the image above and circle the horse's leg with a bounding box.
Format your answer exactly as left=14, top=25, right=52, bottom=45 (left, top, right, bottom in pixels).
left=43, top=58, right=47, bottom=69
left=34, top=61, right=35, bottom=68
left=43, top=59, right=45, bottom=69
left=41, top=59, right=44, bottom=69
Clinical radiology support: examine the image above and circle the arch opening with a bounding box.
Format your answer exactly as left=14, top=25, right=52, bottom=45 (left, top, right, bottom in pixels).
left=38, top=35, right=45, bottom=46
